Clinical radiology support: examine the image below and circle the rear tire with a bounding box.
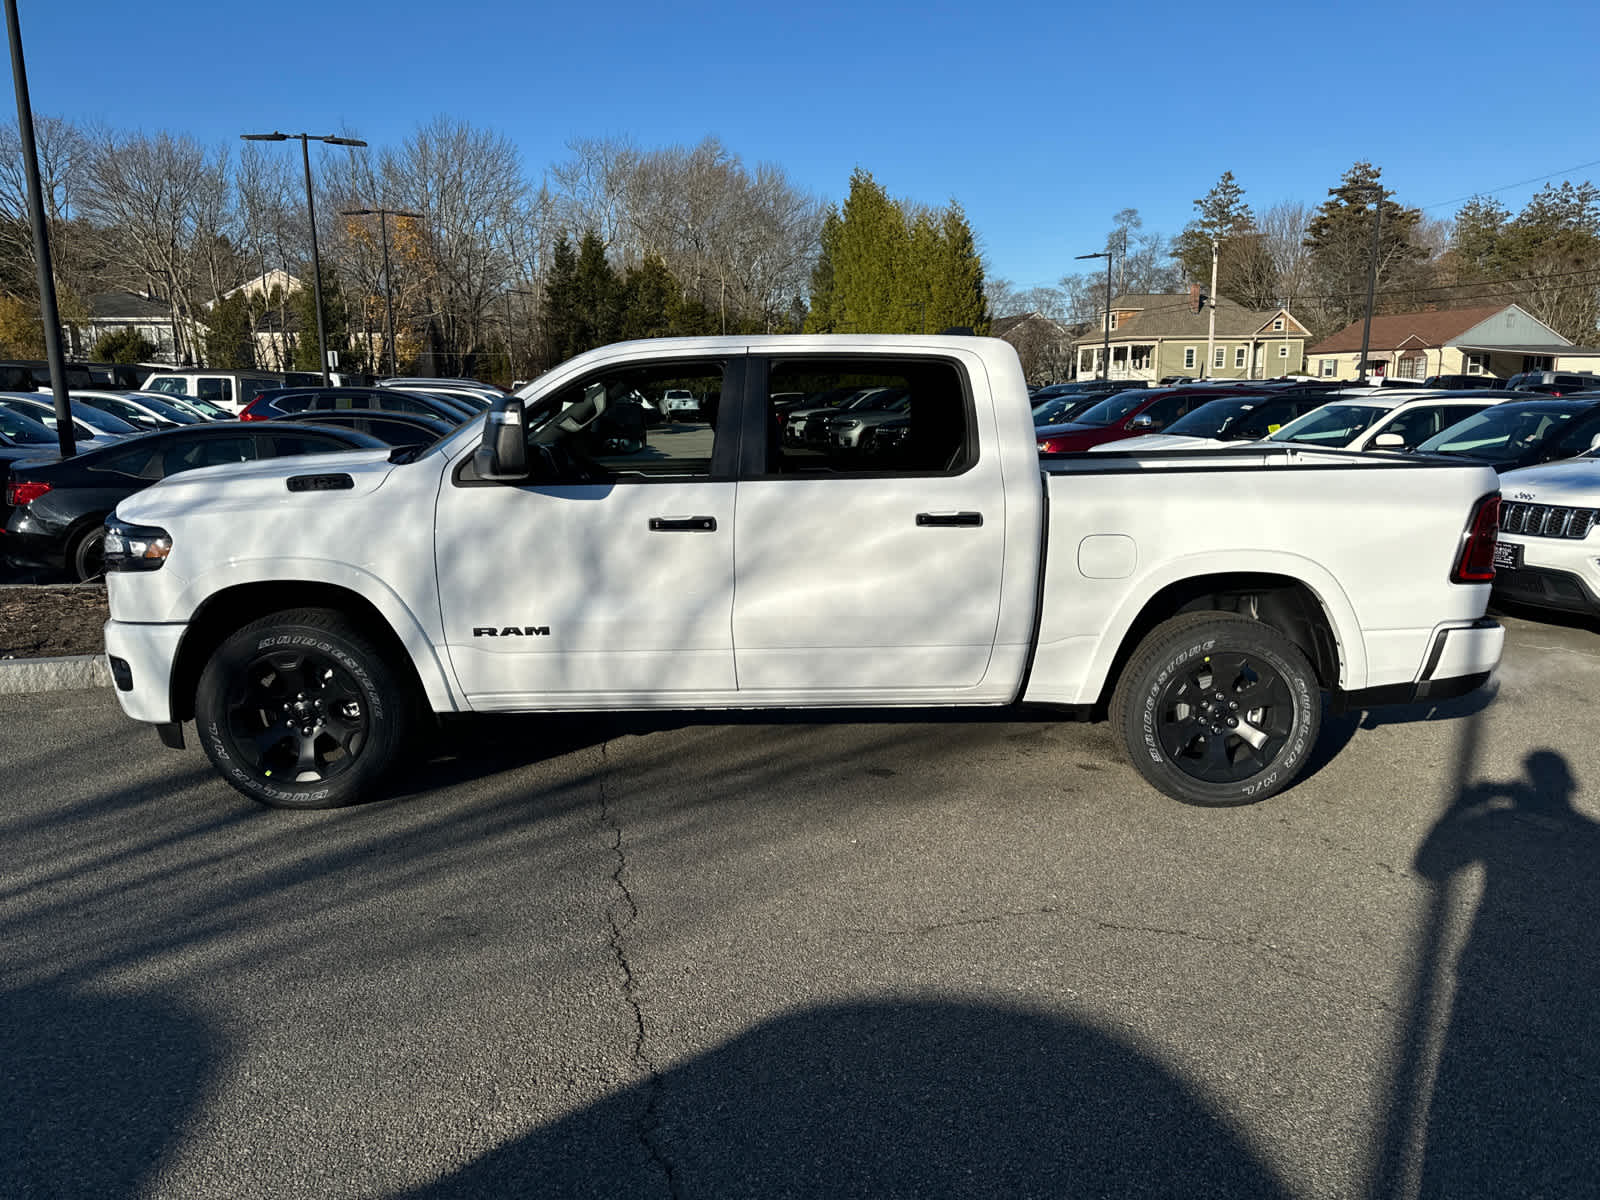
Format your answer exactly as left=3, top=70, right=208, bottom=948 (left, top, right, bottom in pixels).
left=69, top=525, right=106, bottom=582
left=195, top=608, right=417, bottom=809
left=1110, top=611, right=1321, bottom=806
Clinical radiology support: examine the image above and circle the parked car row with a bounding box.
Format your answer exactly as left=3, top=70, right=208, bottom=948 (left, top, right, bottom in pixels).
left=1, top=376, right=501, bottom=580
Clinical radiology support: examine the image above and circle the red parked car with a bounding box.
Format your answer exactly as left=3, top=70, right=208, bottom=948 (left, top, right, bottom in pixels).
left=1035, top=384, right=1271, bottom=453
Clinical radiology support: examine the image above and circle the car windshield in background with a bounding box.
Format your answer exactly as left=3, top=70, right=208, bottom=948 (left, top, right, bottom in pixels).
left=1267, top=404, right=1386, bottom=447
left=1162, top=398, right=1258, bottom=437
left=0, top=408, right=55, bottom=443
left=1032, top=396, right=1096, bottom=426
left=1073, top=390, right=1153, bottom=427
left=1416, top=405, right=1578, bottom=458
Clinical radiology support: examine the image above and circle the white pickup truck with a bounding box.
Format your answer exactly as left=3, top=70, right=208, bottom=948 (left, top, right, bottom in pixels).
left=101, top=335, right=1505, bottom=810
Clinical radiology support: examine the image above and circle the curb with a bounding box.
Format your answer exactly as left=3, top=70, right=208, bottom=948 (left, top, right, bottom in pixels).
left=0, top=654, right=112, bottom=694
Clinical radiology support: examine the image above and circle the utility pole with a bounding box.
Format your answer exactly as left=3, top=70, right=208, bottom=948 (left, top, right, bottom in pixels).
left=1357, top=184, right=1385, bottom=385
left=5, top=0, right=74, bottom=456
left=1205, top=238, right=1219, bottom=379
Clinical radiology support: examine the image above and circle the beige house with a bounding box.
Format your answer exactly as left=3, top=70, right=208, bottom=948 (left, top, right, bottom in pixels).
left=1074, top=288, right=1309, bottom=382
left=1306, top=303, right=1600, bottom=381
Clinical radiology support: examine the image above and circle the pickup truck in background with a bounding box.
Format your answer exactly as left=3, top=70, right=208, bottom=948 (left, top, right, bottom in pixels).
left=101, top=335, right=1505, bottom=810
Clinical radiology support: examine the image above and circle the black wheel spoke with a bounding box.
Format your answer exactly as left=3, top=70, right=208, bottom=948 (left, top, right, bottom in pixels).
left=322, top=715, right=364, bottom=756
left=1158, top=714, right=1204, bottom=759
left=293, top=734, right=323, bottom=778
left=221, top=644, right=370, bottom=790
left=253, top=722, right=294, bottom=758
left=1199, top=734, right=1235, bottom=780
left=1154, top=645, right=1298, bottom=786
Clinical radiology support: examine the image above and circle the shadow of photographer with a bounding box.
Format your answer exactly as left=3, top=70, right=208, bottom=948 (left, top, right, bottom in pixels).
left=1376, top=748, right=1599, bottom=1198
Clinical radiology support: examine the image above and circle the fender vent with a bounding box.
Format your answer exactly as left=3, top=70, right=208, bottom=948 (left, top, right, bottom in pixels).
left=287, top=473, right=354, bottom=493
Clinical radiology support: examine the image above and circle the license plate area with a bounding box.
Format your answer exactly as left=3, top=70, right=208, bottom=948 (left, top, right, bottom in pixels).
left=1492, top=541, right=1523, bottom=570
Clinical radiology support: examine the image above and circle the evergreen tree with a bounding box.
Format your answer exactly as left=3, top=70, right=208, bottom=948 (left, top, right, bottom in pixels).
left=804, top=169, right=988, bottom=335
left=803, top=209, right=840, bottom=333
left=1173, top=172, right=1277, bottom=307
left=203, top=292, right=256, bottom=368
left=91, top=327, right=160, bottom=364
left=542, top=235, right=579, bottom=365
left=1304, top=162, right=1428, bottom=329
left=570, top=230, right=622, bottom=354
left=290, top=269, right=355, bottom=372
left=620, top=253, right=676, bottom=341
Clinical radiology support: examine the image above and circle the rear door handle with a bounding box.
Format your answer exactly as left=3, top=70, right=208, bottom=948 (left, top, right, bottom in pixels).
left=649, top=516, right=718, bottom=532
left=916, top=511, right=983, bottom=527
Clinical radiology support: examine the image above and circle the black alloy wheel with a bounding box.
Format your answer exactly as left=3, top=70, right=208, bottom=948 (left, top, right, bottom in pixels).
left=1112, top=612, right=1321, bottom=806
left=71, top=525, right=106, bottom=582
left=196, top=608, right=416, bottom=809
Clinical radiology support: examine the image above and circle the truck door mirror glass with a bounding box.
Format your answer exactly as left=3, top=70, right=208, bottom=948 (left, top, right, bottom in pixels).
left=1372, top=432, right=1406, bottom=449
left=473, top=399, right=528, bottom=480
left=1129, top=413, right=1154, bottom=430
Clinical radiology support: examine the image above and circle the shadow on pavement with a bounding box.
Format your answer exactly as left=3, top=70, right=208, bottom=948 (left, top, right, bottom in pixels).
left=399, top=999, right=1290, bottom=1199
left=0, top=985, right=218, bottom=1198
left=1372, top=746, right=1600, bottom=1198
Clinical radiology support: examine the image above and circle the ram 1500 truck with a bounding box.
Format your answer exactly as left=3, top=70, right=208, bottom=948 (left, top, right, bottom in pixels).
left=101, top=335, right=1506, bottom=809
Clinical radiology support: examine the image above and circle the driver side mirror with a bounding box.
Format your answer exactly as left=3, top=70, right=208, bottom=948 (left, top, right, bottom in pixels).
left=1372, top=432, right=1406, bottom=449
left=1130, top=413, right=1155, bottom=430
left=1588, top=432, right=1600, bottom=453
left=473, top=399, right=528, bottom=480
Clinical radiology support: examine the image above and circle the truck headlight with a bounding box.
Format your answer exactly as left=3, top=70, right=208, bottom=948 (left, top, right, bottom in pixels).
left=104, top=519, right=173, bottom=571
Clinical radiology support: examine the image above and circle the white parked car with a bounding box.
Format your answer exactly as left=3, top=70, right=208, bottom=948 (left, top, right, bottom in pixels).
left=1259, top=390, right=1519, bottom=454
left=660, top=388, right=699, bottom=418
left=1490, top=454, right=1600, bottom=617
left=0, top=392, right=133, bottom=444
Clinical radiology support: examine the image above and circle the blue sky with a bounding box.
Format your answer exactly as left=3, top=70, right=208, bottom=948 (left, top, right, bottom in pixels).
left=11, top=0, right=1600, bottom=291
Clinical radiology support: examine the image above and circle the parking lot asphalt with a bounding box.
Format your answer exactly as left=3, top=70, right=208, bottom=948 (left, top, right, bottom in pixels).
left=2, top=612, right=1597, bottom=1198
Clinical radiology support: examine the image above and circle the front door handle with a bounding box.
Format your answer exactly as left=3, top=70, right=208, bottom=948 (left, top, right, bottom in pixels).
left=649, top=516, right=718, bottom=532
left=916, top=511, right=983, bottom=527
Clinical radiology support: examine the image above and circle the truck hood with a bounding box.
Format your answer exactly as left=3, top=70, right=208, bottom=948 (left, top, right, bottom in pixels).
left=1497, top=456, right=1600, bottom=505
left=115, top=448, right=399, bottom=524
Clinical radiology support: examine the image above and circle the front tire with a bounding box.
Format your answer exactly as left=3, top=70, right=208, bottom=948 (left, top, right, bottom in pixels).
left=1110, top=612, right=1321, bottom=806
left=195, top=608, right=416, bottom=809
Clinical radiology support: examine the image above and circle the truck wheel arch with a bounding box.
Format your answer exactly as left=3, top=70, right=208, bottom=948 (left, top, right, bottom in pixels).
left=1090, top=570, right=1355, bottom=711
left=168, top=580, right=457, bottom=723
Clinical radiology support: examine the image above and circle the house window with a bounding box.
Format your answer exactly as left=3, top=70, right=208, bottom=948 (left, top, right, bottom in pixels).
left=1234, top=347, right=1247, bottom=369
left=1398, top=352, right=1426, bottom=380
left=1183, top=346, right=1196, bottom=370
left=1465, top=353, right=1487, bottom=375
left=1108, top=312, right=1118, bottom=332
left=1320, top=358, right=1337, bottom=377
left=1131, top=345, right=1152, bottom=371
left=1523, top=355, right=1553, bottom=372
left=1080, top=348, right=1095, bottom=374
left=1272, top=317, right=1285, bottom=332
left=1279, top=345, right=1290, bottom=358
left=1213, top=347, right=1226, bottom=368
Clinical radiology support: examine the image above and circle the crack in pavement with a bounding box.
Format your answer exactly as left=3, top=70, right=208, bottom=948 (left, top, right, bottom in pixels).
left=598, top=739, right=680, bottom=1198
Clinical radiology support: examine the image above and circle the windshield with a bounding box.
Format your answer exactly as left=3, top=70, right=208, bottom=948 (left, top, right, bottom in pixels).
left=1073, top=390, right=1155, bottom=427
left=1033, top=396, right=1097, bottom=426
left=0, top=407, right=54, bottom=444
left=1267, top=404, right=1387, bottom=447
left=1417, top=405, right=1578, bottom=458
left=1163, top=398, right=1259, bottom=437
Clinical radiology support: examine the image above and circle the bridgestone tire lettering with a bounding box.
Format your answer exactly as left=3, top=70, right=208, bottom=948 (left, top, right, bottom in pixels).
left=1109, top=611, right=1322, bottom=807
left=195, top=607, right=416, bottom=810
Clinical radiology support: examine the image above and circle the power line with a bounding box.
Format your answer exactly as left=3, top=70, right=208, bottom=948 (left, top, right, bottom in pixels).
left=1417, top=158, right=1600, bottom=214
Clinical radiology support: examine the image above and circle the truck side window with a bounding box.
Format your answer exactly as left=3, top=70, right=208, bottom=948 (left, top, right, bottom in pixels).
left=532, top=360, right=724, bottom=480
left=762, top=357, right=970, bottom=475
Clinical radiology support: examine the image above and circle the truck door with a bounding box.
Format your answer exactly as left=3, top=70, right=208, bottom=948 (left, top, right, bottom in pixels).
left=731, top=353, right=1008, bottom=696
left=435, top=355, right=742, bottom=707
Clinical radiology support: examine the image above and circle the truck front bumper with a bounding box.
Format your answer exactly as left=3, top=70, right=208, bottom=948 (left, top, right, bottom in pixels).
left=1335, top=618, right=1503, bottom=710
left=102, top=619, right=186, bottom=725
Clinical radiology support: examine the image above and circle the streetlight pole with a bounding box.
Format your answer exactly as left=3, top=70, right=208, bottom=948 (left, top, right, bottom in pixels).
left=1206, top=238, right=1220, bottom=380
left=339, top=206, right=421, bottom=377
left=241, top=131, right=367, bottom=385
left=1357, top=184, right=1385, bottom=385
left=1076, top=251, right=1112, bottom=380
left=5, top=0, right=73, bottom=456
